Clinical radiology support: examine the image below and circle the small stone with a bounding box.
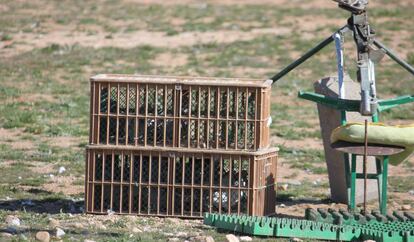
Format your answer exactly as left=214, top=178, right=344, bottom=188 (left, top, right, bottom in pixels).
left=84, top=240, right=96, bottom=242
left=19, top=234, right=28, bottom=240
left=165, top=217, right=180, bottom=224
left=73, top=222, right=84, bottom=229
left=177, top=232, right=188, bottom=237
left=409, top=190, right=414, bottom=195
left=48, top=218, right=60, bottom=228
left=55, top=227, right=65, bottom=238
left=0, top=232, right=13, bottom=237
left=225, top=234, right=239, bottom=242
left=279, top=203, right=286, bottom=208
left=58, top=166, right=66, bottom=174
left=106, top=209, right=115, bottom=216
left=205, top=236, right=215, bottom=242
left=193, top=236, right=207, bottom=241
left=287, top=180, right=302, bottom=186
left=35, top=231, right=50, bottom=242
left=96, top=224, right=106, bottom=230
left=143, top=226, right=152, bottom=232
left=132, top=227, right=142, bottom=233
left=291, top=238, right=303, bottom=242
left=278, top=184, right=289, bottom=191
left=402, top=204, right=412, bottom=211
left=168, top=238, right=179, bottom=242
left=5, top=215, right=20, bottom=226
left=240, top=236, right=252, bottom=241
left=5, top=226, right=17, bottom=234
left=21, top=200, right=34, bottom=206
left=363, top=240, right=376, bottom=242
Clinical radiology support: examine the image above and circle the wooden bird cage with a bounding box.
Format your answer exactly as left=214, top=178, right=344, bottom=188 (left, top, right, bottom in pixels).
left=86, top=74, right=277, bottom=218
left=89, top=74, right=272, bottom=151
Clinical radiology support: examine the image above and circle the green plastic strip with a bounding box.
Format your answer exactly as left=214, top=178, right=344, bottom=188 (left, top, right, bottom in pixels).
left=205, top=212, right=414, bottom=242
left=305, top=208, right=414, bottom=226
left=204, top=213, right=360, bottom=241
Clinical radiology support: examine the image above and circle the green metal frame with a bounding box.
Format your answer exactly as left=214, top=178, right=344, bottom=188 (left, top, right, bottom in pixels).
left=298, top=91, right=414, bottom=214
left=348, top=154, right=389, bottom=214
left=298, top=91, right=414, bottom=113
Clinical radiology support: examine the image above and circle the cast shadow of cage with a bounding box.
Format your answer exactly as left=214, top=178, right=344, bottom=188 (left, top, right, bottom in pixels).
left=0, top=226, right=125, bottom=239
left=0, top=189, right=84, bottom=214
left=0, top=175, right=276, bottom=217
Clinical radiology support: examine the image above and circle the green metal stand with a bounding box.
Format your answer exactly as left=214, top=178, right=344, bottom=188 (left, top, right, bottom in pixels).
left=298, top=91, right=414, bottom=113
left=348, top=154, right=389, bottom=214
left=298, top=91, right=414, bottom=214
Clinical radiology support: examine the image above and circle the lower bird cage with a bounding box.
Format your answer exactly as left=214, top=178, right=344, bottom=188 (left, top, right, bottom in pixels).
left=85, top=146, right=278, bottom=218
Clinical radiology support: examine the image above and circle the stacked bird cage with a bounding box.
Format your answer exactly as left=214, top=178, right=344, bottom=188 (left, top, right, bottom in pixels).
left=85, top=74, right=278, bottom=218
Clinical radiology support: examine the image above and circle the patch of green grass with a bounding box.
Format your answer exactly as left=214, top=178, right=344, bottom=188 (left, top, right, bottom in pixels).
left=0, top=44, right=161, bottom=138
left=1, top=34, right=12, bottom=41
left=408, top=52, right=414, bottom=66
left=0, top=162, right=30, bottom=184
left=0, top=103, right=38, bottom=130
left=0, top=85, right=20, bottom=98
left=278, top=181, right=329, bottom=200
left=279, top=146, right=326, bottom=174
left=20, top=176, right=49, bottom=187
left=0, top=144, right=25, bottom=161
left=389, top=176, right=414, bottom=193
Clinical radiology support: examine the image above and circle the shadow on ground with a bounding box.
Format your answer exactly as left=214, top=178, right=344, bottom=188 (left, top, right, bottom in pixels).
left=0, top=227, right=123, bottom=238
left=0, top=197, right=84, bottom=214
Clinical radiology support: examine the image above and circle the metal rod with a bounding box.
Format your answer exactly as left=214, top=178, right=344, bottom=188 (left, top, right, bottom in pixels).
left=373, top=39, right=414, bottom=76
left=271, top=35, right=335, bottom=82
left=363, top=119, right=368, bottom=215
left=334, top=33, right=345, bottom=99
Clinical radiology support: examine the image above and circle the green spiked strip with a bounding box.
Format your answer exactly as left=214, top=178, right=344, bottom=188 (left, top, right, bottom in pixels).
left=204, top=212, right=414, bottom=241
left=203, top=213, right=361, bottom=241
left=305, top=208, right=414, bottom=226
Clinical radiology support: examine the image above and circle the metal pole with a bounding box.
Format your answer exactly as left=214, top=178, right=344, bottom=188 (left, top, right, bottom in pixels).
left=373, top=39, right=414, bottom=76
left=271, top=35, right=335, bottom=82
left=363, top=119, right=368, bottom=215
left=334, top=33, right=345, bottom=99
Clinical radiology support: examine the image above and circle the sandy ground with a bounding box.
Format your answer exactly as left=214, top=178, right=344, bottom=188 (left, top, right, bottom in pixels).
left=0, top=0, right=413, bottom=240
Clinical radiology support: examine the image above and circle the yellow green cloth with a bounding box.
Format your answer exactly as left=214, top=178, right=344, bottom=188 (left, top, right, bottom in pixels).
left=331, top=123, right=414, bottom=165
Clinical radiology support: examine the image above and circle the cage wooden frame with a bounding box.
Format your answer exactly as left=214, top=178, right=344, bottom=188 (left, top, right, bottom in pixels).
left=85, top=146, right=278, bottom=218
left=89, top=74, right=272, bottom=151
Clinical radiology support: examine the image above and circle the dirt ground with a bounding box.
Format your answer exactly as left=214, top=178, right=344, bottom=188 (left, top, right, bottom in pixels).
left=1, top=0, right=414, bottom=241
